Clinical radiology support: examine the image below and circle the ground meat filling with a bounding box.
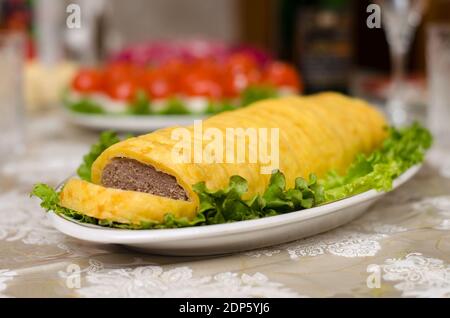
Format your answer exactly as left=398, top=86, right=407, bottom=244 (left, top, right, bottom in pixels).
left=101, top=158, right=188, bottom=201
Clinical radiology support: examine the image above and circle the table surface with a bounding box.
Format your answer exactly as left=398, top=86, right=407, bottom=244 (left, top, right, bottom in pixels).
left=0, top=111, right=449, bottom=298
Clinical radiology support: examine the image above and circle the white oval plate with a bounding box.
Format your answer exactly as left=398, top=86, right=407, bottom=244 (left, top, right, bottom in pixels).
left=63, top=109, right=206, bottom=132
left=48, top=165, right=421, bottom=256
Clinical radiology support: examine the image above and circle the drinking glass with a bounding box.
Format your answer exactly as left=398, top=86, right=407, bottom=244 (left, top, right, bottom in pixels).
left=427, top=24, right=450, bottom=148
left=0, top=33, right=25, bottom=163
left=375, top=0, right=427, bottom=126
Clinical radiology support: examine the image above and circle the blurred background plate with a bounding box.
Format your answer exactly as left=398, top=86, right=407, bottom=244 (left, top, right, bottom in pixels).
left=63, top=108, right=205, bottom=132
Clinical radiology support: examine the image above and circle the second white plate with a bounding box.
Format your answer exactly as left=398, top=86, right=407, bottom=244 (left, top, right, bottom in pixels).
left=63, top=109, right=206, bottom=132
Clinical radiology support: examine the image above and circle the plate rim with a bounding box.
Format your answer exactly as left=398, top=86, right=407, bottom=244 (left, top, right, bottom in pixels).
left=63, top=108, right=208, bottom=121
left=62, top=108, right=208, bottom=132
left=47, top=164, right=421, bottom=244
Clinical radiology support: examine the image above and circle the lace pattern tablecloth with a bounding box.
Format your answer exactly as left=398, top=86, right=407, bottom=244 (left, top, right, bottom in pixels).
left=1, top=112, right=449, bottom=298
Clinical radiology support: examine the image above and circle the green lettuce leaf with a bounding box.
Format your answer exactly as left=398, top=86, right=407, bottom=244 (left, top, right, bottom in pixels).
left=31, top=183, right=100, bottom=225
left=190, top=170, right=323, bottom=225
left=159, top=97, right=190, bottom=115
left=321, top=123, right=432, bottom=202
left=127, top=90, right=151, bottom=115
left=67, top=99, right=105, bottom=114
left=76, top=131, right=122, bottom=181
left=240, top=85, right=278, bottom=107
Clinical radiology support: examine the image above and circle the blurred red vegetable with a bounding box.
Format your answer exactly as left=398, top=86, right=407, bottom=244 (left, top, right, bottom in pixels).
left=262, top=62, right=302, bottom=92
left=72, top=44, right=301, bottom=101
left=143, top=70, right=176, bottom=99
left=180, top=71, right=223, bottom=99
left=72, top=69, right=103, bottom=93
left=105, top=78, right=138, bottom=102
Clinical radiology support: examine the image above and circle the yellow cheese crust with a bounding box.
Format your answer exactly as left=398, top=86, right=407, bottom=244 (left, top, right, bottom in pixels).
left=60, top=92, right=387, bottom=225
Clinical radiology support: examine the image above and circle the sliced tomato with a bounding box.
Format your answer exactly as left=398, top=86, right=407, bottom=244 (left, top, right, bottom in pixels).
left=103, top=62, right=145, bottom=86
left=71, top=69, right=103, bottom=93
left=143, top=70, right=175, bottom=99
left=160, top=58, right=187, bottom=78
left=190, top=58, right=222, bottom=77
left=222, top=53, right=262, bottom=96
left=105, top=79, right=138, bottom=101
left=180, top=71, right=223, bottom=99
left=223, top=70, right=261, bottom=97
left=225, top=53, right=259, bottom=74
left=262, top=62, right=302, bottom=91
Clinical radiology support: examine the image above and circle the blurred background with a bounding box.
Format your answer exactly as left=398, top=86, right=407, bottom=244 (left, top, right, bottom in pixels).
left=0, top=0, right=449, bottom=172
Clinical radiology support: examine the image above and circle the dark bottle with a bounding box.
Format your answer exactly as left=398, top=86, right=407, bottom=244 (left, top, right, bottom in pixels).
left=281, top=0, right=354, bottom=94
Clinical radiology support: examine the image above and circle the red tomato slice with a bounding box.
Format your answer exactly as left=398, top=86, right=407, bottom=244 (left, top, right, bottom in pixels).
left=160, top=58, right=187, bottom=78
left=222, top=53, right=262, bottom=96
left=222, top=68, right=261, bottom=97
left=190, top=58, right=222, bottom=77
left=263, top=62, right=302, bottom=91
left=225, top=53, right=259, bottom=74
left=105, top=79, right=138, bottom=102
left=103, top=62, right=146, bottom=86
left=180, top=71, right=223, bottom=99
left=143, top=70, right=175, bottom=99
left=103, top=63, right=131, bottom=80
left=71, top=69, right=103, bottom=93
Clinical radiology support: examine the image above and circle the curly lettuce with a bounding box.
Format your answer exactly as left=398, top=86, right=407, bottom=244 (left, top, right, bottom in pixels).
left=67, top=99, right=105, bottom=114
left=321, top=123, right=432, bottom=202
left=76, top=131, right=123, bottom=181
left=31, top=123, right=432, bottom=229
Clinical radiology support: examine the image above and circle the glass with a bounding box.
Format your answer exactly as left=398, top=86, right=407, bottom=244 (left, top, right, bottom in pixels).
left=374, top=0, right=427, bottom=126
left=0, top=33, right=25, bottom=163
left=427, top=24, right=450, bottom=148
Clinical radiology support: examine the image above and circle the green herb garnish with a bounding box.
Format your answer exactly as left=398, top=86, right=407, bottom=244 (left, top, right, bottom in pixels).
left=240, top=85, right=278, bottom=107
left=67, top=99, right=105, bottom=114
left=127, top=90, right=151, bottom=115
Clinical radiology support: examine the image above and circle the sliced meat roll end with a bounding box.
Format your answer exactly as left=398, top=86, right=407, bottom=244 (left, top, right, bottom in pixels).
left=101, top=157, right=189, bottom=201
